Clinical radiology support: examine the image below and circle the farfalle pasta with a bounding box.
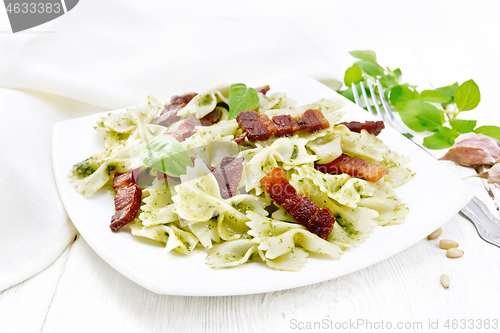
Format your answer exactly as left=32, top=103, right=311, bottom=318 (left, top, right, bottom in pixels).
left=69, top=83, right=414, bottom=271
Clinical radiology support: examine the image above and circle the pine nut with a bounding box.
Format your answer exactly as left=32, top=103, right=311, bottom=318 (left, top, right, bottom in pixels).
left=439, top=239, right=459, bottom=249
left=446, top=248, right=464, bottom=258
left=440, top=274, right=450, bottom=289
left=427, top=228, right=442, bottom=240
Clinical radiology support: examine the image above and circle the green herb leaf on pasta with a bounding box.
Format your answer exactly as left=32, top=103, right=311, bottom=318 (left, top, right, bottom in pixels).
left=140, top=134, right=194, bottom=177
left=228, top=83, right=259, bottom=120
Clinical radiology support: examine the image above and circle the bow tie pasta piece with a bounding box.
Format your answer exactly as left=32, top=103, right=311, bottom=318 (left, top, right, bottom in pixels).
left=206, top=239, right=259, bottom=269
left=258, top=92, right=298, bottom=111
left=177, top=85, right=230, bottom=119
left=139, top=178, right=177, bottom=227
left=213, top=194, right=271, bottom=241
left=183, top=220, right=220, bottom=249
left=172, top=159, right=228, bottom=222
left=241, top=137, right=316, bottom=195
left=378, top=150, right=415, bottom=187
left=246, top=212, right=342, bottom=260
left=307, top=136, right=343, bottom=164
left=181, top=128, right=239, bottom=168
left=195, top=120, right=240, bottom=140
left=293, top=165, right=376, bottom=208
left=340, top=129, right=385, bottom=162
left=173, top=159, right=264, bottom=240
left=257, top=248, right=309, bottom=272
left=96, top=96, right=164, bottom=134
left=68, top=154, right=142, bottom=198
left=358, top=181, right=409, bottom=226
left=128, top=221, right=199, bottom=255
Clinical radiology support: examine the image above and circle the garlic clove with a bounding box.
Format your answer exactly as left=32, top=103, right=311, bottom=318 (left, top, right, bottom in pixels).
left=474, top=163, right=500, bottom=185
left=439, top=133, right=500, bottom=166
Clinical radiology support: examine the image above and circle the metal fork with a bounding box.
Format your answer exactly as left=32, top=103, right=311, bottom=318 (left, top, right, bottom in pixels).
left=352, top=80, right=500, bottom=248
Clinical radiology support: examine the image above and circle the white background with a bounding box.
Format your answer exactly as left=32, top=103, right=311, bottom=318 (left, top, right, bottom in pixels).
left=1, top=0, right=500, bottom=332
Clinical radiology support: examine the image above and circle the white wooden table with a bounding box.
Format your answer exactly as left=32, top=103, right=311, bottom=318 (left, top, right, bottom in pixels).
left=1, top=1, right=500, bottom=332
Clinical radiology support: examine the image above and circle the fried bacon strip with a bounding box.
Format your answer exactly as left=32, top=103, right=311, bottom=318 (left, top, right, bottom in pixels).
left=150, top=93, right=198, bottom=127
left=315, top=154, right=388, bottom=182
left=235, top=109, right=329, bottom=143
left=338, top=120, right=385, bottom=136
left=213, top=157, right=244, bottom=199
left=254, top=85, right=270, bottom=95
left=167, top=108, right=222, bottom=142
left=110, top=170, right=142, bottom=232
left=260, top=167, right=335, bottom=239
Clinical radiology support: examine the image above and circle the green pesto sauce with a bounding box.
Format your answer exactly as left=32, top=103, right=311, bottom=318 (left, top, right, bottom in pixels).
left=106, top=164, right=116, bottom=175
left=334, top=214, right=359, bottom=237
left=290, top=145, right=299, bottom=160
left=198, top=94, right=214, bottom=106
left=72, top=158, right=96, bottom=179
left=232, top=202, right=250, bottom=214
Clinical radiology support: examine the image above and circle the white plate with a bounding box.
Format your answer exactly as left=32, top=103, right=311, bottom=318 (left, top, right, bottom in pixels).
left=52, top=74, right=472, bottom=296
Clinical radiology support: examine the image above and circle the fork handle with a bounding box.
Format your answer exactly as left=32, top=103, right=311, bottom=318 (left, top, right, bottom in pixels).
left=460, top=196, right=500, bottom=248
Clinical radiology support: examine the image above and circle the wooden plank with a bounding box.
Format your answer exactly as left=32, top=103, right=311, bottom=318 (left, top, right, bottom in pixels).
left=0, top=243, right=72, bottom=333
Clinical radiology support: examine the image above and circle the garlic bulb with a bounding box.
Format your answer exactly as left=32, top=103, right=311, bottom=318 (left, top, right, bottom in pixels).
left=439, top=133, right=500, bottom=166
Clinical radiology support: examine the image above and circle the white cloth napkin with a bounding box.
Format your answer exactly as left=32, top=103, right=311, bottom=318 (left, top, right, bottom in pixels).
left=0, top=0, right=336, bottom=290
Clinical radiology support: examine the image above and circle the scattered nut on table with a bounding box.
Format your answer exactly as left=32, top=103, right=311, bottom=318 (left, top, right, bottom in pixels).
left=440, top=274, right=450, bottom=289
left=427, top=228, right=442, bottom=240
left=439, top=239, right=459, bottom=249
left=446, top=248, right=464, bottom=258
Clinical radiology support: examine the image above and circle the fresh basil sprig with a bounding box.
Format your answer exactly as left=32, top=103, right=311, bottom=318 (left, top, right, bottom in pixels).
left=228, top=83, right=259, bottom=120
left=140, top=134, right=193, bottom=177
left=338, top=50, right=500, bottom=148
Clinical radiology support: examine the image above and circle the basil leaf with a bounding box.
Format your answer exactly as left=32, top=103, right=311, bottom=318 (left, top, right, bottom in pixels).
left=449, top=119, right=477, bottom=133
left=455, top=79, right=481, bottom=111
left=393, top=68, right=402, bottom=79
left=228, top=83, right=259, bottom=120
left=421, top=90, right=452, bottom=104
left=435, top=82, right=458, bottom=98
left=140, top=134, right=193, bottom=177
left=474, top=126, right=500, bottom=142
left=379, top=73, right=397, bottom=88
left=390, top=85, right=416, bottom=105
left=423, top=127, right=459, bottom=149
left=398, top=100, right=444, bottom=132
left=338, top=87, right=355, bottom=103
left=354, top=60, right=385, bottom=77
left=344, top=65, right=363, bottom=87
left=349, top=50, right=377, bottom=63
left=402, top=132, right=414, bottom=139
